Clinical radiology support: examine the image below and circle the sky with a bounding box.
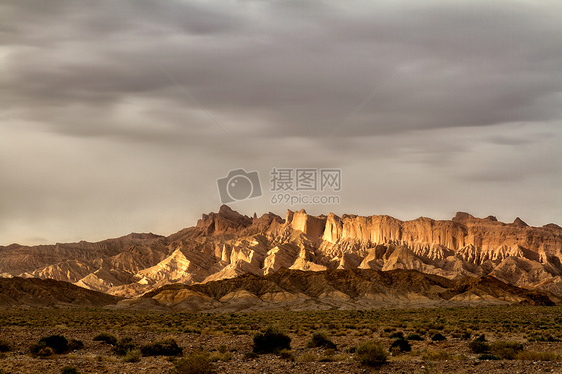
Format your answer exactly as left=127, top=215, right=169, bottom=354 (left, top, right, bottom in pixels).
left=1, top=0, right=562, bottom=246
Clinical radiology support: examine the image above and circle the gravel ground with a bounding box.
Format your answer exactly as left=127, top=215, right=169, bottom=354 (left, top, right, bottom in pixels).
left=1, top=328, right=562, bottom=374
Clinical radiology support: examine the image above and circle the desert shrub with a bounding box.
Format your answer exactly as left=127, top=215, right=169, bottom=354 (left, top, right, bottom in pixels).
left=93, top=332, right=117, bottom=345
left=39, top=335, right=68, bottom=354
left=217, top=344, right=227, bottom=354
left=122, top=349, right=142, bottom=363
left=527, top=334, right=559, bottom=342
left=61, top=367, right=80, bottom=374
left=422, top=350, right=451, bottom=361
left=390, top=338, right=411, bottom=353
left=29, top=343, right=55, bottom=358
left=209, top=351, right=232, bottom=362
left=278, top=349, right=294, bottom=361
left=68, top=339, right=84, bottom=351
left=252, top=327, right=291, bottom=354
left=461, top=332, right=472, bottom=340
left=112, top=337, right=136, bottom=356
left=140, top=338, right=182, bottom=356
left=490, top=341, right=523, bottom=360
left=431, top=333, right=446, bottom=341
left=355, top=341, right=388, bottom=366
left=469, top=336, right=490, bottom=353
left=0, top=340, right=11, bottom=352
left=406, top=333, right=424, bottom=341
left=478, top=353, right=500, bottom=360
left=389, top=331, right=404, bottom=339
left=517, top=350, right=560, bottom=361
left=306, top=331, right=336, bottom=349
left=174, top=352, right=214, bottom=374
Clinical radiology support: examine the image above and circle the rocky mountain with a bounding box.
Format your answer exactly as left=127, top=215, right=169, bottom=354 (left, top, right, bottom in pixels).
left=0, top=277, right=121, bottom=308
left=117, top=268, right=555, bottom=312
left=1, top=205, right=561, bottom=299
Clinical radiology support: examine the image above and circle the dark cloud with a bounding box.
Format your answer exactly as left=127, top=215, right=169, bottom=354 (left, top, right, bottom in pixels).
left=1, top=0, right=561, bottom=244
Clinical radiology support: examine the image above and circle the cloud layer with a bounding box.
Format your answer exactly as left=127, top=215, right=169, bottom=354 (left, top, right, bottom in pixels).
left=1, top=0, right=561, bottom=244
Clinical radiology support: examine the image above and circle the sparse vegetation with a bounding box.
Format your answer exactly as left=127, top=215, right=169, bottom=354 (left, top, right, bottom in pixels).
left=252, top=327, right=291, bottom=354
left=0, top=340, right=11, bottom=352
left=478, top=353, right=500, bottom=360
left=174, top=352, right=214, bottom=374
left=2, top=306, right=562, bottom=372
left=39, top=335, right=68, bottom=354
left=122, top=348, right=142, bottom=363
left=516, top=350, right=561, bottom=361
left=469, top=335, right=490, bottom=353
left=306, top=331, right=336, bottom=349
left=490, top=341, right=523, bottom=360
left=390, top=338, right=411, bottom=353
left=355, top=341, right=388, bottom=366
left=112, top=337, right=137, bottom=356
left=406, top=333, right=424, bottom=341
left=431, top=333, right=446, bottom=341
left=422, top=350, right=452, bottom=361
left=93, top=332, right=117, bottom=345
left=140, top=337, right=182, bottom=356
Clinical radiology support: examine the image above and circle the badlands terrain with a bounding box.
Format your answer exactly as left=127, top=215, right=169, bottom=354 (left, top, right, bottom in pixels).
left=1, top=205, right=561, bottom=306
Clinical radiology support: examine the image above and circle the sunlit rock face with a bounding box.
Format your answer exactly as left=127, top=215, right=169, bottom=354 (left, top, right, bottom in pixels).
left=1, top=206, right=561, bottom=298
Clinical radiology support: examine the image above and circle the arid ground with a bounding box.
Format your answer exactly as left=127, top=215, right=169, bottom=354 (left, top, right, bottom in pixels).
left=1, top=306, right=562, bottom=373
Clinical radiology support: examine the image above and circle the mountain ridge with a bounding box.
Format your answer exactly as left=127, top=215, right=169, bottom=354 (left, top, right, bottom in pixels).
left=1, top=205, right=561, bottom=299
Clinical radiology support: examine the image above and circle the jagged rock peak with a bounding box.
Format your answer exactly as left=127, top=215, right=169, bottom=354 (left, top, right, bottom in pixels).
left=452, top=212, right=474, bottom=222
left=513, top=217, right=528, bottom=227
left=196, top=205, right=253, bottom=235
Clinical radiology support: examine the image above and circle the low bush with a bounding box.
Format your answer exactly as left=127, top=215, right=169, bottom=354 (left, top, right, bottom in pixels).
left=68, top=339, right=84, bottom=351
left=93, top=332, right=117, bottom=346
left=306, top=331, right=336, bottom=349
left=355, top=341, right=388, bottom=366
left=122, top=349, right=142, bottom=363
left=112, top=337, right=136, bottom=356
left=516, top=350, right=560, bottom=361
left=209, top=351, right=232, bottom=362
left=29, top=343, right=55, bottom=358
left=406, top=333, right=424, bottom=341
left=490, top=341, right=523, bottom=360
left=252, top=327, right=291, bottom=354
left=431, top=333, right=446, bottom=341
left=278, top=349, right=294, bottom=361
left=0, top=340, right=11, bottom=352
left=174, top=352, right=214, bottom=374
left=389, top=331, right=404, bottom=339
left=422, top=350, right=451, bottom=361
left=39, top=335, right=68, bottom=354
left=478, top=353, right=500, bottom=360
left=140, top=338, right=182, bottom=357
left=469, top=335, right=490, bottom=354
left=390, top=338, right=411, bottom=353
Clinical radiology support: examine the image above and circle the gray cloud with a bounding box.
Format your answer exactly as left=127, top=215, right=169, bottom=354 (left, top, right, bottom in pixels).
left=1, top=0, right=561, bottom=244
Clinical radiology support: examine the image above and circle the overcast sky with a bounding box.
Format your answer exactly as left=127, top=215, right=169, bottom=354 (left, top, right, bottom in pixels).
left=2, top=0, right=562, bottom=245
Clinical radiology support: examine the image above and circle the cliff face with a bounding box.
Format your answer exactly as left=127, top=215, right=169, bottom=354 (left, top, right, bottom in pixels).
left=1, top=206, right=561, bottom=298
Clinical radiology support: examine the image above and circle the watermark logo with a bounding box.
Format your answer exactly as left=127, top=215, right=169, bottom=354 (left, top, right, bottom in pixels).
left=217, top=169, right=262, bottom=204
left=217, top=168, right=341, bottom=205
left=270, top=168, right=341, bottom=192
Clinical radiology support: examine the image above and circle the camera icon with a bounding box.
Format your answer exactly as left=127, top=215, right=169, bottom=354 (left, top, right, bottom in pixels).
left=217, top=169, right=262, bottom=204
